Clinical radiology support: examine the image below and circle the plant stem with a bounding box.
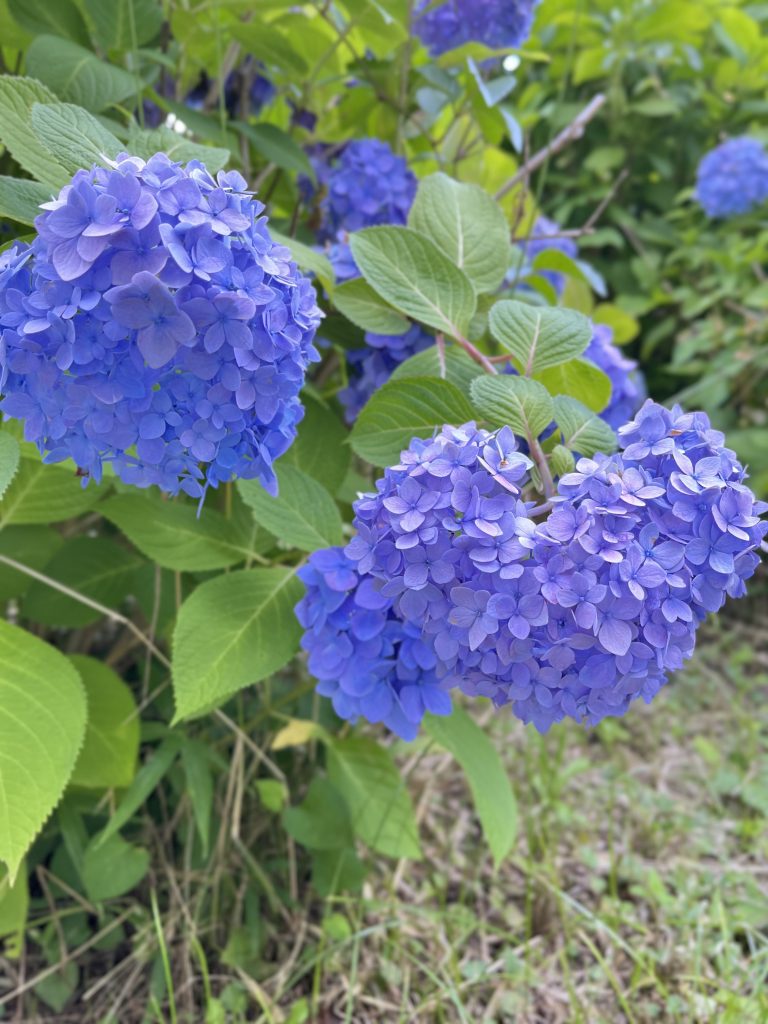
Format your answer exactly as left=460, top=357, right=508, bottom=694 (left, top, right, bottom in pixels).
left=530, top=437, right=555, bottom=500
left=452, top=331, right=498, bottom=375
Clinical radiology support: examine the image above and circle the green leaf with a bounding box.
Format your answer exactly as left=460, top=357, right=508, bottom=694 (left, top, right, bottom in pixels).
left=7, top=0, right=89, bottom=44
left=549, top=444, right=576, bottom=479
left=270, top=230, right=334, bottom=294
left=180, top=740, right=214, bottom=855
left=282, top=395, right=350, bottom=494
left=230, top=20, right=309, bottom=76
left=283, top=778, right=353, bottom=851
left=408, top=172, right=511, bottom=293
left=237, top=465, right=343, bottom=551
left=424, top=708, right=517, bottom=867
left=22, top=537, right=142, bottom=628
left=333, top=278, right=411, bottom=335
left=552, top=397, right=617, bottom=458
left=0, top=526, right=63, bottom=601
left=350, top=376, right=476, bottom=466
left=0, top=433, right=20, bottom=501
left=389, top=345, right=481, bottom=396
left=327, top=737, right=422, bottom=859
left=82, top=0, right=163, bottom=50
left=82, top=833, right=149, bottom=902
left=470, top=375, right=554, bottom=439
left=0, top=175, right=51, bottom=225
left=97, top=736, right=182, bottom=846
left=488, top=300, right=592, bottom=374
left=101, top=494, right=262, bottom=572
left=30, top=102, right=121, bottom=175
left=172, top=568, right=303, bottom=722
left=0, top=866, right=28, bottom=955
left=25, top=35, right=138, bottom=112
left=0, top=458, right=102, bottom=527
left=68, top=656, right=139, bottom=790
left=350, top=226, right=477, bottom=337
left=0, top=620, right=87, bottom=882
left=0, top=76, right=69, bottom=187
left=126, top=125, right=230, bottom=174
left=534, top=358, right=611, bottom=413
left=236, top=121, right=313, bottom=178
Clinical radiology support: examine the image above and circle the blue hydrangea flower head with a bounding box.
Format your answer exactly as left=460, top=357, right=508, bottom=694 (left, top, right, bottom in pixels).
left=695, top=137, right=768, bottom=218
left=316, top=139, right=417, bottom=242
left=297, top=407, right=766, bottom=738
left=415, top=0, right=540, bottom=57
left=0, top=152, right=321, bottom=499
left=585, top=324, right=645, bottom=430
left=339, top=324, right=434, bottom=423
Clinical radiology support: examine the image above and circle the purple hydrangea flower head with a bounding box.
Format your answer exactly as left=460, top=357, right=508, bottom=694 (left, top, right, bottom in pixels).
left=0, top=153, right=321, bottom=498
left=297, top=405, right=765, bottom=739
left=316, top=139, right=417, bottom=242
left=339, top=324, right=434, bottom=423
left=695, top=137, right=768, bottom=218
left=415, top=0, right=540, bottom=57
left=585, top=324, right=645, bottom=430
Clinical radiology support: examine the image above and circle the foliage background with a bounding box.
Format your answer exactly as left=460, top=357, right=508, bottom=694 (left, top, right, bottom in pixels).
left=0, top=0, right=766, bottom=1021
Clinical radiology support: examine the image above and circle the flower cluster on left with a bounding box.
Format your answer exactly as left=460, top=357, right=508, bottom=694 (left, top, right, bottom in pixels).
left=0, top=152, right=322, bottom=498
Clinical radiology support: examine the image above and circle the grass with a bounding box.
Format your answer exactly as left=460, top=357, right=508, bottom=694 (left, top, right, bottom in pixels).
left=2, top=597, right=767, bottom=1023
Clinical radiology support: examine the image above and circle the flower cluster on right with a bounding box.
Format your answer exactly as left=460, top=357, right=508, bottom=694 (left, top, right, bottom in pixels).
left=696, top=136, right=768, bottom=218
left=297, top=402, right=766, bottom=739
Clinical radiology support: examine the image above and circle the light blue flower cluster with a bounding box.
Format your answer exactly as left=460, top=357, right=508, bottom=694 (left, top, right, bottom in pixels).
left=695, top=137, right=768, bottom=218
left=297, top=404, right=765, bottom=738
left=0, top=153, right=321, bottom=498
left=585, top=324, right=645, bottom=430
left=415, top=0, right=539, bottom=56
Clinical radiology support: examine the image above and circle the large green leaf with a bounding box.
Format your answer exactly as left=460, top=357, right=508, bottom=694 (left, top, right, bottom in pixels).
left=68, top=656, right=139, bottom=790
left=389, top=345, right=482, bottom=397
left=172, top=568, right=303, bottom=722
left=0, top=76, right=69, bottom=187
left=425, top=708, right=517, bottom=867
left=552, top=396, right=617, bottom=458
left=0, top=526, right=63, bottom=601
left=237, top=465, right=343, bottom=551
left=82, top=0, right=163, bottom=50
left=22, top=537, right=142, bottom=628
left=30, top=102, right=121, bottom=175
left=328, top=737, right=422, bottom=859
left=488, top=300, right=593, bottom=374
left=534, top=358, right=611, bottom=413
left=350, top=226, right=477, bottom=337
left=0, top=458, right=102, bottom=527
left=82, top=833, right=149, bottom=902
left=470, top=375, right=554, bottom=439
left=0, top=175, right=51, bottom=225
left=7, top=0, right=89, bottom=43
left=25, top=35, right=138, bottom=112
left=408, top=173, right=511, bottom=293
left=0, top=434, right=20, bottom=501
left=282, top=395, right=350, bottom=495
left=101, top=494, right=263, bottom=572
left=350, top=376, right=477, bottom=466
left=332, top=278, right=411, bottom=336
left=0, top=621, right=86, bottom=881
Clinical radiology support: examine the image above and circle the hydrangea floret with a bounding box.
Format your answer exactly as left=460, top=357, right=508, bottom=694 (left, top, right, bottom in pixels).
left=297, top=403, right=766, bottom=739
left=415, top=0, right=540, bottom=57
left=0, top=152, right=322, bottom=498
left=695, top=137, right=768, bottom=219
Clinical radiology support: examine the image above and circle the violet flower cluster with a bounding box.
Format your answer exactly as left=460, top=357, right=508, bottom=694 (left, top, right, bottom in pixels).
left=297, top=403, right=765, bottom=739
left=695, top=137, right=768, bottom=219
left=415, top=0, right=539, bottom=56
left=0, top=153, right=321, bottom=498
left=585, top=324, right=645, bottom=430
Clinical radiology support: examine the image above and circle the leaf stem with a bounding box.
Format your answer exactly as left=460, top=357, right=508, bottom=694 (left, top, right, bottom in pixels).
left=452, top=332, right=498, bottom=375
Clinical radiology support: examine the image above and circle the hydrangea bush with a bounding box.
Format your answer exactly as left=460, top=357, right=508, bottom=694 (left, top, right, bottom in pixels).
left=415, top=0, right=540, bottom=56
left=695, top=137, right=768, bottom=219
left=0, top=153, right=321, bottom=498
